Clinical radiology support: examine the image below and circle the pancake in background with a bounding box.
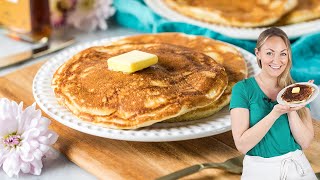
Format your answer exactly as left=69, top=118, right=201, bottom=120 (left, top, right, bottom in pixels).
left=52, top=43, right=227, bottom=129
left=281, top=84, right=315, bottom=104
left=163, top=0, right=298, bottom=27
left=276, top=0, right=320, bottom=25
left=112, top=33, right=247, bottom=122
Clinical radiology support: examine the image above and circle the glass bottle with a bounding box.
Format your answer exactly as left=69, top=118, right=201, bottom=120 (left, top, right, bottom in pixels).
left=0, top=0, right=52, bottom=43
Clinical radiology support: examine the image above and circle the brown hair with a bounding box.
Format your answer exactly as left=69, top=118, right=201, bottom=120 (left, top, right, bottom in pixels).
left=256, top=27, right=307, bottom=120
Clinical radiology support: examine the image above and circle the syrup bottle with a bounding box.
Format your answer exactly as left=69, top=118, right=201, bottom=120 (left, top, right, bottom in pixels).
left=0, top=0, right=52, bottom=43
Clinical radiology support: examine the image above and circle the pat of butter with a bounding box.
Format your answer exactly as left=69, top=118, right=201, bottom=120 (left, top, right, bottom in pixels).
left=292, top=87, right=300, bottom=94
left=107, top=50, right=158, bottom=73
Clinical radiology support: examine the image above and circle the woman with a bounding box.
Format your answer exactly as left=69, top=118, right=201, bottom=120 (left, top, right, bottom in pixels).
left=230, top=27, right=317, bottom=180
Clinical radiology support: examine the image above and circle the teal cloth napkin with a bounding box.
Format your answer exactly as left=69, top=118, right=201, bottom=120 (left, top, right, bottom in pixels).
left=113, top=0, right=320, bottom=84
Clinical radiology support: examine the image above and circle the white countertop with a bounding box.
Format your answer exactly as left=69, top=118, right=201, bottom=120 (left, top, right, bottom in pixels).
left=0, top=22, right=319, bottom=179
left=0, top=151, right=96, bottom=180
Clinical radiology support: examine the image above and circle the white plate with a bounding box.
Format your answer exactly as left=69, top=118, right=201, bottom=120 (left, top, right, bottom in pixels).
left=145, top=0, right=320, bottom=40
left=32, top=36, right=260, bottom=142
left=277, top=82, right=319, bottom=107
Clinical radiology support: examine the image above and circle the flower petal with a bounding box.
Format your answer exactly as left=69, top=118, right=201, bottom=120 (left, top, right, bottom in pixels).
left=37, top=117, right=51, bottom=134
left=30, top=118, right=39, bottom=128
left=18, top=105, right=41, bottom=134
left=43, top=147, right=59, bottom=159
left=22, top=128, right=41, bottom=140
left=2, top=152, right=20, bottom=178
left=33, top=149, right=43, bottom=160
left=39, top=144, right=49, bottom=153
left=20, top=142, right=31, bottom=155
left=98, top=18, right=107, bottom=30
left=20, top=162, right=31, bottom=173
left=19, top=143, right=34, bottom=162
left=39, top=117, right=50, bottom=127
left=38, top=130, right=58, bottom=145
left=0, top=99, right=19, bottom=136
left=38, top=136, right=49, bottom=144
left=47, top=131, right=59, bottom=145
left=29, top=140, right=40, bottom=150
left=30, top=159, right=43, bottom=175
left=0, top=148, right=9, bottom=166
left=20, top=152, right=34, bottom=162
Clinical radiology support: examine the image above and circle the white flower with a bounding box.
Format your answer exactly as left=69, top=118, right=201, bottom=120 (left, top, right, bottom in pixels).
left=67, top=0, right=115, bottom=31
left=0, top=98, right=58, bottom=177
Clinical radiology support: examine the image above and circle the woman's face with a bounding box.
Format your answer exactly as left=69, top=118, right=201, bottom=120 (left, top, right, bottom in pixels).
left=255, top=36, right=289, bottom=78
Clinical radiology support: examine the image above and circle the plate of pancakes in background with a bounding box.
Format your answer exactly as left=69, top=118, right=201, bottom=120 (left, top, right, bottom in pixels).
left=277, top=82, right=319, bottom=107
left=145, top=0, right=320, bottom=40
left=33, top=33, right=260, bottom=142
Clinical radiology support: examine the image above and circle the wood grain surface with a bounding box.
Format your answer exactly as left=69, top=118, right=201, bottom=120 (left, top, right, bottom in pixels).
left=0, top=62, right=319, bottom=180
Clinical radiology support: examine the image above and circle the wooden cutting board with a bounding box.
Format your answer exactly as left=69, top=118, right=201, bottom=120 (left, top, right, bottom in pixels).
left=0, top=62, right=320, bottom=180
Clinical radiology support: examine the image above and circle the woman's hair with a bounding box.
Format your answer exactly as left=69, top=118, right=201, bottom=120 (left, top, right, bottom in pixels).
left=256, top=27, right=308, bottom=121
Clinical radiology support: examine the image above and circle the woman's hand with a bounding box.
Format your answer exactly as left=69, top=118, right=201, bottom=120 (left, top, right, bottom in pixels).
left=308, top=80, right=314, bottom=84
left=271, top=104, right=305, bottom=118
left=271, top=79, right=313, bottom=118
left=271, top=104, right=290, bottom=118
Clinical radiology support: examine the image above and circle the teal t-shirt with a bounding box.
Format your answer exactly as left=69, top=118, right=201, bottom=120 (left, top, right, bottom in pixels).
left=229, top=77, right=310, bottom=158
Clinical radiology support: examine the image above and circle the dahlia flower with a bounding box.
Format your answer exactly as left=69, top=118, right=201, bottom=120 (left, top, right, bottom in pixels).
left=0, top=98, right=58, bottom=177
left=67, top=0, right=115, bottom=31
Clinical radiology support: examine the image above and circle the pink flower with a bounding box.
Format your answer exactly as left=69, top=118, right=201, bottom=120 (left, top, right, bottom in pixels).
left=67, top=0, right=115, bottom=31
left=0, top=98, right=58, bottom=177
left=50, top=0, right=77, bottom=27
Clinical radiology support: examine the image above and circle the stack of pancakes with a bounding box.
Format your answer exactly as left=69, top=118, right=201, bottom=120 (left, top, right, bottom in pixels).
left=281, top=84, right=315, bottom=104
left=164, top=0, right=320, bottom=27
left=52, top=33, right=247, bottom=129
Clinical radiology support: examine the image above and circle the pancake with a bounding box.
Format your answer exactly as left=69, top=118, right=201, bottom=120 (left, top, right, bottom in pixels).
left=112, top=33, right=247, bottom=122
left=52, top=43, right=228, bottom=129
left=281, top=84, right=314, bottom=104
left=276, top=0, right=320, bottom=25
left=163, top=0, right=298, bottom=27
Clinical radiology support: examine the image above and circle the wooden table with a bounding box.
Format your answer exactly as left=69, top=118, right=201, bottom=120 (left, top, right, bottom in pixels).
left=0, top=62, right=319, bottom=180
